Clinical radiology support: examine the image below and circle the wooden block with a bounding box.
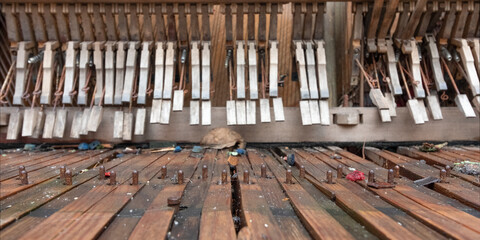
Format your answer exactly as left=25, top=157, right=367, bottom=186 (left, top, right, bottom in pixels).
left=115, top=42, right=127, bottom=105
left=236, top=100, right=246, bottom=125
left=272, top=98, right=285, bottom=122
left=315, top=40, right=330, bottom=98
left=32, top=110, right=45, bottom=138
left=113, top=111, right=124, bottom=138
left=79, top=108, right=91, bottom=135
left=379, top=109, right=392, bottom=123
left=104, top=42, right=116, bottom=105
left=236, top=41, right=246, bottom=99
left=260, top=98, right=271, bottom=123
left=384, top=92, right=397, bottom=117
left=150, top=99, right=162, bottom=123
left=417, top=99, right=430, bottom=122
left=190, top=101, right=200, bottom=125
left=6, top=111, right=22, bottom=140
left=269, top=42, right=279, bottom=97
left=70, top=111, right=83, bottom=138
left=309, top=100, right=321, bottom=124
left=163, top=42, right=175, bottom=99
left=137, top=42, right=153, bottom=104
left=369, top=89, right=389, bottom=110
left=426, top=93, right=443, bottom=120
left=191, top=42, right=201, bottom=100
left=201, top=42, right=211, bottom=100
left=0, top=113, right=8, bottom=126
left=53, top=109, right=68, bottom=138
left=299, top=100, right=312, bottom=125
left=87, top=106, right=104, bottom=132
left=295, top=42, right=310, bottom=100
left=134, top=108, right=146, bottom=135
left=154, top=42, right=165, bottom=99
left=201, top=100, right=211, bottom=125
left=63, top=42, right=79, bottom=104
left=172, top=90, right=184, bottom=111
left=455, top=94, right=476, bottom=118
left=248, top=42, right=258, bottom=99
left=407, top=99, right=425, bottom=124
left=319, top=100, right=330, bottom=125
left=336, top=112, right=360, bottom=125
left=305, top=42, right=319, bottom=99
left=226, top=100, right=237, bottom=125
left=42, top=111, right=56, bottom=139
left=246, top=100, right=256, bottom=125
left=160, top=100, right=171, bottom=124
left=22, top=108, right=38, bottom=137
left=123, top=112, right=133, bottom=140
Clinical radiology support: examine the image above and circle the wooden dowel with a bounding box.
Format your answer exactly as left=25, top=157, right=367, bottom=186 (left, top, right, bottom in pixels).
left=398, top=62, right=412, bottom=100
left=355, top=59, right=374, bottom=89
left=441, top=58, right=460, bottom=95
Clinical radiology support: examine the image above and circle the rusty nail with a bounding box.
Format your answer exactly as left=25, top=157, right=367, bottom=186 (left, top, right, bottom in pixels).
left=243, top=170, right=249, bottom=184
left=202, top=165, right=208, bottom=180
left=440, top=169, right=446, bottom=182
left=261, top=164, right=267, bottom=178
left=387, top=169, right=394, bottom=184
left=64, top=170, right=72, bottom=185
left=160, top=165, right=167, bottom=179
left=445, top=166, right=451, bottom=177
left=110, top=170, right=116, bottom=185
left=167, top=196, right=181, bottom=206
left=59, top=165, right=66, bottom=179
left=221, top=169, right=228, bottom=184
left=132, top=170, right=138, bottom=185
left=99, top=166, right=105, bottom=180
left=337, top=165, right=343, bottom=179
left=299, top=165, right=306, bottom=179
left=178, top=170, right=184, bottom=184
left=286, top=169, right=293, bottom=184
left=327, top=170, right=333, bottom=184
left=20, top=170, right=28, bottom=185
left=394, top=165, right=400, bottom=178
left=19, top=165, right=25, bottom=177
left=368, top=170, right=375, bottom=183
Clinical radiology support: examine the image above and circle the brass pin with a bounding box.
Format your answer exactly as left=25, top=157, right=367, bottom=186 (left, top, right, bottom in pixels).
left=394, top=165, right=400, bottom=178
left=261, top=164, right=267, bottom=178
left=99, top=166, right=105, bottom=180
left=286, top=169, right=293, bottom=184
left=445, top=166, right=451, bottom=177
left=178, top=170, right=184, bottom=184
left=337, top=165, right=343, bottom=179
left=202, top=165, right=208, bottom=180
left=20, top=170, right=29, bottom=185
left=440, top=169, right=447, bottom=182
left=243, top=170, right=250, bottom=184
left=109, top=170, right=117, bottom=185
left=221, top=169, right=228, bottom=184
left=132, top=170, right=139, bottom=185
left=18, top=165, right=25, bottom=178
left=327, top=170, right=333, bottom=184
left=387, top=169, right=394, bottom=184
left=59, top=165, right=66, bottom=179
left=167, top=196, right=181, bottom=206
left=64, top=170, right=72, bottom=185
left=299, top=165, right=306, bottom=179
left=160, top=165, right=167, bottom=179
left=368, top=170, right=375, bottom=183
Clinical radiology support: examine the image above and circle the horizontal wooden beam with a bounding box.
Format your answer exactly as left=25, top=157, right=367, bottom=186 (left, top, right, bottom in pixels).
left=0, top=107, right=478, bottom=143
left=0, top=0, right=444, bottom=4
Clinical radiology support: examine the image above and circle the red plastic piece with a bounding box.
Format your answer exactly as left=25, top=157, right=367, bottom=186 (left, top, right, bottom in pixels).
left=105, top=172, right=111, bottom=177
left=346, top=170, right=365, bottom=181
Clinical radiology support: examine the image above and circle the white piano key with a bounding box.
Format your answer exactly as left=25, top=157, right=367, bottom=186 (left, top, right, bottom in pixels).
left=236, top=100, right=246, bottom=125
left=248, top=42, right=258, bottom=99
left=41, top=41, right=60, bottom=105
left=269, top=42, right=279, bottom=97
left=172, top=90, right=184, bottom=111
left=113, top=111, right=124, bottom=138
left=305, top=42, right=319, bottom=99
left=226, top=100, right=237, bottom=125
left=42, top=111, right=55, bottom=139
left=299, top=100, right=312, bottom=126
left=426, top=91, right=443, bottom=120
left=163, top=42, right=175, bottom=99
left=319, top=100, right=331, bottom=126
left=32, top=110, right=45, bottom=138
left=160, top=100, right=171, bottom=124
left=236, top=41, right=246, bottom=99
left=190, top=100, right=200, bottom=125
left=385, top=40, right=403, bottom=95
left=246, top=100, right=256, bottom=125
left=53, top=109, right=68, bottom=138
left=78, top=42, right=92, bottom=105
left=137, top=42, right=152, bottom=104
left=154, top=42, right=165, bottom=99
left=79, top=108, right=91, bottom=135
left=260, top=98, right=271, bottom=123
left=122, top=42, right=139, bottom=102
left=134, top=108, right=146, bottom=135
left=104, top=42, right=116, bottom=105
left=115, top=42, right=126, bottom=104
left=407, top=99, right=425, bottom=125
left=417, top=99, right=429, bottom=122
left=150, top=99, right=162, bottom=123
left=201, top=100, right=212, bottom=125
left=455, top=94, right=476, bottom=118
left=201, top=42, right=211, bottom=100
left=456, top=39, right=480, bottom=96
left=93, top=42, right=105, bottom=105
left=272, top=98, right=285, bottom=122
left=87, top=106, right=104, bottom=132
left=70, top=111, right=83, bottom=138
left=123, top=112, right=133, bottom=140
left=7, top=110, right=22, bottom=140
left=425, top=36, right=447, bottom=91
left=406, top=40, right=426, bottom=98
left=63, top=42, right=79, bottom=104
left=309, top=100, right=321, bottom=124
left=294, top=42, right=310, bottom=99
left=13, top=42, right=33, bottom=105
left=191, top=42, right=201, bottom=100
left=22, top=108, right=37, bottom=137
left=315, top=40, right=331, bottom=98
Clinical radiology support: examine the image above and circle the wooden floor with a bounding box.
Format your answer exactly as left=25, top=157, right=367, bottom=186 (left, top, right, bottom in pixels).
left=0, top=145, right=479, bottom=240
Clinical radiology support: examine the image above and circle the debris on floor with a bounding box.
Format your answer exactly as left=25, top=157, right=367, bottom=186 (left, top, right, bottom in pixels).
left=200, top=128, right=246, bottom=149
left=453, top=161, right=480, bottom=176
left=419, top=142, right=448, bottom=152
left=346, top=170, right=365, bottom=181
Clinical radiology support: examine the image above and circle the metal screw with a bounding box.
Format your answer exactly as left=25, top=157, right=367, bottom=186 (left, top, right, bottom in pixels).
left=368, top=170, right=375, bottom=183
left=99, top=166, right=105, bottom=180
left=327, top=170, right=333, bottom=184
left=168, top=196, right=181, bottom=206
left=387, top=169, right=394, bottom=184
left=132, top=170, right=139, bottom=185
left=20, top=170, right=29, bottom=185
left=202, top=165, right=208, bottom=180
left=286, top=169, right=293, bottom=184
left=243, top=170, right=249, bottom=184
left=18, top=166, right=25, bottom=178
left=440, top=46, right=452, bottom=62
left=394, top=166, right=400, bottom=178
left=178, top=170, right=184, bottom=184
left=160, top=165, right=167, bottom=179
left=337, top=165, right=343, bottom=179
left=109, top=171, right=116, bottom=185
left=299, top=165, right=305, bottom=179
left=64, top=170, right=72, bottom=185
left=440, top=169, right=447, bottom=182
left=59, top=165, right=66, bottom=179
left=221, top=169, right=228, bottom=184
left=445, top=166, right=451, bottom=177
left=261, top=164, right=267, bottom=178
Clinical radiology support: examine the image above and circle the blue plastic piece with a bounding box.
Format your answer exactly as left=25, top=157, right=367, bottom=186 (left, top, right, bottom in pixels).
left=24, top=144, right=36, bottom=151
left=89, top=140, right=101, bottom=150
left=287, top=154, right=295, bottom=166
left=236, top=149, right=246, bottom=155
left=192, top=146, right=203, bottom=153
left=174, top=146, right=182, bottom=152
left=116, top=153, right=125, bottom=158
left=78, top=143, right=89, bottom=150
